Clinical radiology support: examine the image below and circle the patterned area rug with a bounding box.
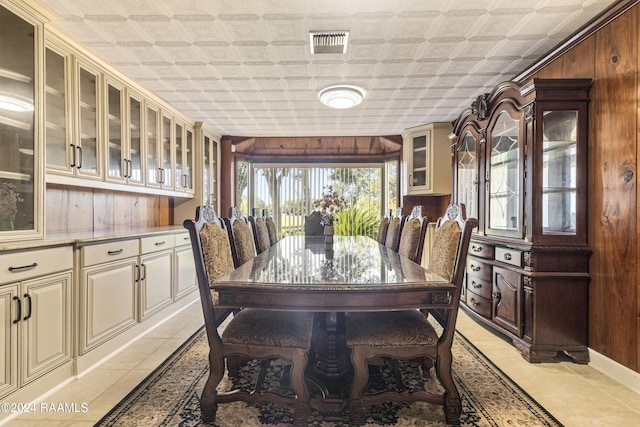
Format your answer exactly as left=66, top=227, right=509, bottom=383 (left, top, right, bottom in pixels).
left=96, top=327, right=562, bottom=427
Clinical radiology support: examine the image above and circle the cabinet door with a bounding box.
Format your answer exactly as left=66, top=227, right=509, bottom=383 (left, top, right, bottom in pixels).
left=455, top=129, right=480, bottom=226
left=81, top=258, right=137, bottom=352
left=145, top=104, right=160, bottom=188
left=76, top=62, right=101, bottom=179
left=106, top=81, right=125, bottom=182
left=139, top=250, right=173, bottom=321
left=184, top=127, right=194, bottom=193
left=492, top=266, right=522, bottom=336
left=127, top=93, right=144, bottom=185
left=409, top=131, right=429, bottom=190
left=160, top=114, right=173, bottom=189
left=486, top=108, right=523, bottom=238
left=45, top=46, right=73, bottom=175
left=0, top=6, right=38, bottom=237
left=174, top=245, right=196, bottom=300
left=21, top=272, right=71, bottom=385
left=203, top=133, right=218, bottom=207
left=0, top=284, right=18, bottom=399
left=174, top=121, right=184, bottom=190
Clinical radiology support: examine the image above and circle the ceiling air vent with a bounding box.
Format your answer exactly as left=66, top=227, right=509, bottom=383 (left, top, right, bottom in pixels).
left=310, top=31, right=349, bottom=54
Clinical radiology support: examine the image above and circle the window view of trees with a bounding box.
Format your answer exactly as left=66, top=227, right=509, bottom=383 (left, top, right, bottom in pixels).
left=236, top=162, right=399, bottom=237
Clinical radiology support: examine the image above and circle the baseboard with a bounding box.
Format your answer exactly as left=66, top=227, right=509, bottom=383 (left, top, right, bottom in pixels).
left=589, top=347, right=640, bottom=395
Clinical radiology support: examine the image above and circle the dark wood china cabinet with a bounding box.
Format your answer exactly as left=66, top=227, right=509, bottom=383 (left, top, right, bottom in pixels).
left=451, top=79, right=591, bottom=363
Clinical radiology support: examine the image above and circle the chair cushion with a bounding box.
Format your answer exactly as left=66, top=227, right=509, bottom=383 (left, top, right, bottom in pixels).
left=255, top=218, right=271, bottom=253
left=385, top=217, right=401, bottom=249
left=199, top=222, right=235, bottom=284
left=398, top=217, right=421, bottom=260
left=428, top=220, right=461, bottom=281
left=377, top=217, right=389, bottom=244
left=346, top=310, right=438, bottom=347
left=233, top=220, right=256, bottom=265
left=265, top=217, right=278, bottom=245
left=223, top=309, right=314, bottom=349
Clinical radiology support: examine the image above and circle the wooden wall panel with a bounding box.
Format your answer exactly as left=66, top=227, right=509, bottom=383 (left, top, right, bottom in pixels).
left=46, top=185, right=173, bottom=234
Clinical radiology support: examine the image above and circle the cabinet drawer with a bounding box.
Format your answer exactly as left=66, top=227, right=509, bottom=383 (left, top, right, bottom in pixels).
left=469, top=241, right=494, bottom=259
left=495, top=247, right=522, bottom=267
left=466, top=258, right=492, bottom=281
left=1, top=246, right=72, bottom=283
left=466, top=274, right=492, bottom=300
left=173, top=231, right=191, bottom=247
left=140, top=235, right=174, bottom=254
left=466, top=291, right=492, bottom=319
left=82, top=239, right=139, bottom=267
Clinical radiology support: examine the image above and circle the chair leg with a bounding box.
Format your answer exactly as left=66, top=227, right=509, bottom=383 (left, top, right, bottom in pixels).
left=201, top=351, right=224, bottom=423
left=436, top=349, right=462, bottom=425
left=289, top=349, right=310, bottom=427
left=348, top=346, right=369, bottom=425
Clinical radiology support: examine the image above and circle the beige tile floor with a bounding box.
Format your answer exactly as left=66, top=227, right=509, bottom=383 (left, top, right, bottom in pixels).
left=7, top=302, right=640, bottom=426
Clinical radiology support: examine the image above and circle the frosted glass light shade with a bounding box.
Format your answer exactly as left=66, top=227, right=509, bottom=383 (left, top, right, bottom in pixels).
left=318, top=85, right=364, bottom=109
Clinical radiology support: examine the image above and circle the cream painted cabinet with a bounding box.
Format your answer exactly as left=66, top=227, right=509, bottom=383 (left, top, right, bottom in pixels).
left=174, top=124, right=194, bottom=194
left=138, top=235, right=173, bottom=321
left=402, top=122, right=452, bottom=195
left=0, top=246, right=72, bottom=399
left=173, top=232, right=196, bottom=300
left=80, top=239, right=138, bottom=353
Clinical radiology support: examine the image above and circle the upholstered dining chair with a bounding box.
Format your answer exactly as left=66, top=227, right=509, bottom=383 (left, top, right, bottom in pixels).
left=384, top=207, right=405, bottom=252
left=376, top=209, right=392, bottom=244
left=184, top=206, right=314, bottom=427
left=397, top=205, right=428, bottom=263
left=304, top=210, right=324, bottom=236
left=345, top=203, right=478, bottom=425
left=248, top=208, right=271, bottom=254
left=262, top=208, right=278, bottom=246
left=225, top=206, right=257, bottom=267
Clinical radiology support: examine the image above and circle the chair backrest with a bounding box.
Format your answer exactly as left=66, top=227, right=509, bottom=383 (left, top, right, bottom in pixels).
left=183, top=206, right=233, bottom=347
left=304, top=210, right=324, bottom=236
left=224, top=206, right=256, bottom=268
left=262, top=209, right=278, bottom=246
left=384, top=207, right=405, bottom=251
left=427, top=203, right=478, bottom=340
left=376, top=209, right=392, bottom=244
left=397, top=205, right=427, bottom=263
left=248, top=208, right=271, bottom=254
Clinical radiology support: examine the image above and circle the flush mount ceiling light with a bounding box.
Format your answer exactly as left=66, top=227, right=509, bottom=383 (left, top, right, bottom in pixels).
left=0, top=92, right=34, bottom=112
left=318, top=85, right=364, bottom=109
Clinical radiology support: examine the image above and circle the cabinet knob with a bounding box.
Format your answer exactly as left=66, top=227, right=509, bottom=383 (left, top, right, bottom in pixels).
left=492, top=291, right=501, bottom=300
left=504, top=253, right=512, bottom=261
left=470, top=298, right=480, bottom=307
left=472, top=245, right=483, bottom=253
left=470, top=264, right=481, bottom=272
left=472, top=281, right=481, bottom=289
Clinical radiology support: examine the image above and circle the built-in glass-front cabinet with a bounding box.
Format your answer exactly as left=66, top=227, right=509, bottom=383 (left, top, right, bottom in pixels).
left=402, top=122, right=452, bottom=195
left=452, top=79, right=591, bottom=363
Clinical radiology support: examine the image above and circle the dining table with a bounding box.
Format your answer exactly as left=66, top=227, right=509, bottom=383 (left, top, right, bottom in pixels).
left=213, top=235, right=457, bottom=418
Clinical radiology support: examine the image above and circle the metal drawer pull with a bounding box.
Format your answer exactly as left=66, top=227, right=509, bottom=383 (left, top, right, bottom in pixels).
left=504, top=253, right=512, bottom=261
left=472, top=245, right=483, bottom=253
left=155, top=241, right=166, bottom=246
left=23, top=293, right=32, bottom=321
left=8, top=262, right=38, bottom=272
left=472, top=281, right=481, bottom=289
left=470, top=298, right=480, bottom=307
left=470, top=264, right=481, bottom=272
left=108, top=249, right=124, bottom=255
left=13, top=296, right=21, bottom=324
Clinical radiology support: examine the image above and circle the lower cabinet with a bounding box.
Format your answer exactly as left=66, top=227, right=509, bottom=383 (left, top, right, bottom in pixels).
left=460, top=239, right=589, bottom=363
left=0, top=246, right=72, bottom=400
left=139, top=235, right=174, bottom=321
left=173, top=232, right=196, bottom=301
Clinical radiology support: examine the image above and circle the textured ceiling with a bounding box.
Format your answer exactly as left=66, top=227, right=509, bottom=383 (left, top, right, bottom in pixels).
left=41, top=0, right=615, bottom=137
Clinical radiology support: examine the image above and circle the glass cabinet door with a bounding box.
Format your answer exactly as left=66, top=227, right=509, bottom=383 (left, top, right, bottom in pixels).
left=77, top=65, right=100, bottom=178
left=203, top=134, right=217, bottom=206
left=0, top=6, right=36, bottom=233
left=174, top=121, right=183, bottom=190
left=128, top=95, right=143, bottom=185
left=146, top=105, right=159, bottom=187
left=184, top=127, right=193, bottom=191
left=456, top=131, right=478, bottom=223
left=487, top=111, right=520, bottom=234
left=161, top=114, right=172, bottom=188
left=106, top=83, right=124, bottom=181
left=45, top=47, right=70, bottom=173
left=410, top=133, right=428, bottom=188
left=542, top=110, right=578, bottom=234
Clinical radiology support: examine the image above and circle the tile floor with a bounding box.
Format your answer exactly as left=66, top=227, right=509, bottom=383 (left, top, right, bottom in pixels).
left=6, top=302, right=640, bottom=426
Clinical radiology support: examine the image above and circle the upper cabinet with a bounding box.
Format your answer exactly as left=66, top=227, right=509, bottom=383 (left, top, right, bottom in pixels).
left=452, top=79, right=590, bottom=244
left=0, top=4, right=42, bottom=240
left=402, top=122, right=452, bottom=195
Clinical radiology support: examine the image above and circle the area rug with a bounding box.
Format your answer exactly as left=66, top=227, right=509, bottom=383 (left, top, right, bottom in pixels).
left=95, top=327, right=562, bottom=427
